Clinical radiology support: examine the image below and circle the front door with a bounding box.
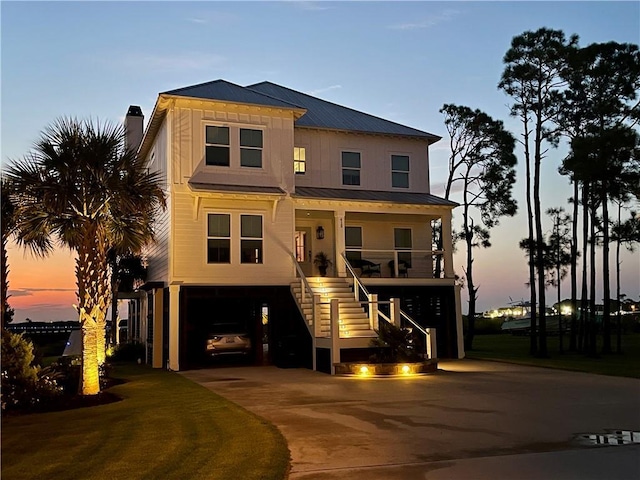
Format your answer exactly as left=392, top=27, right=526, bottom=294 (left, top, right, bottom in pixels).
left=295, top=227, right=312, bottom=276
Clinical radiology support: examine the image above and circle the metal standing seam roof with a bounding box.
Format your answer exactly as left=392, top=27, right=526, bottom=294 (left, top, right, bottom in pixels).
left=188, top=182, right=286, bottom=195
left=247, top=81, right=441, bottom=142
left=162, top=79, right=304, bottom=110
left=293, top=187, right=458, bottom=207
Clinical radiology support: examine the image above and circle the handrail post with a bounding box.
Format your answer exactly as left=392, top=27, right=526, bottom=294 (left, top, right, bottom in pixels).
left=427, top=328, right=437, bottom=359
left=313, top=294, right=321, bottom=337
left=390, top=298, right=401, bottom=326
left=330, top=298, right=340, bottom=374
left=369, top=294, right=378, bottom=331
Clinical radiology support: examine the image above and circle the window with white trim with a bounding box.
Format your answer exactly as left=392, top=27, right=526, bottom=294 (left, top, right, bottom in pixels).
left=207, top=214, right=231, bottom=263
left=240, top=129, right=263, bottom=168
left=294, top=147, right=306, bottom=174
left=240, top=214, right=263, bottom=263
left=342, top=151, right=361, bottom=185
left=391, top=155, right=410, bottom=188
left=205, top=126, right=230, bottom=166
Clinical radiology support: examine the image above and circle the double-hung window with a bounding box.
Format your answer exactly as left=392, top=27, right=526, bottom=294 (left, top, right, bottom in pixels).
left=345, top=226, right=363, bottom=263
left=207, top=214, right=231, bottom=263
left=240, top=215, right=263, bottom=263
left=294, top=147, right=306, bottom=174
left=394, top=228, right=412, bottom=266
left=240, top=129, right=263, bottom=168
left=391, top=155, right=410, bottom=188
left=342, top=151, right=361, bottom=186
left=205, top=126, right=230, bottom=166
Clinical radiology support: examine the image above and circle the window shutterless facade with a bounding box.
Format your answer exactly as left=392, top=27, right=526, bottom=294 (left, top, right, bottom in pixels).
left=240, top=128, right=263, bottom=168
left=240, top=214, right=263, bottom=263
left=342, top=151, right=361, bottom=185
left=207, top=214, right=231, bottom=263
left=205, top=126, right=230, bottom=166
left=391, top=155, right=410, bottom=188
left=294, top=147, right=306, bottom=174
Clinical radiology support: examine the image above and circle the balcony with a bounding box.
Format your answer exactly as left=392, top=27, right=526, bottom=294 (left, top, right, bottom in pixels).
left=343, top=249, right=451, bottom=280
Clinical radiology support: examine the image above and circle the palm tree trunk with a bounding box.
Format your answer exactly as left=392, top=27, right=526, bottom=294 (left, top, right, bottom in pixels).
left=80, top=313, right=100, bottom=395
left=1, top=235, right=8, bottom=330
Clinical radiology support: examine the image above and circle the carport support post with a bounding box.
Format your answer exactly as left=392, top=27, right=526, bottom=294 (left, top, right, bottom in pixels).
left=427, top=328, right=437, bottom=360
left=168, top=285, right=180, bottom=371
left=313, top=294, right=322, bottom=371
left=330, top=298, right=340, bottom=374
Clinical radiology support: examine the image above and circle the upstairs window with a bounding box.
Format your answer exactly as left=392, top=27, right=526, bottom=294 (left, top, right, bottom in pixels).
left=294, top=147, right=306, bottom=174
left=205, top=126, right=230, bottom=166
left=391, top=155, right=410, bottom=188
left=240, top=214, right=263, bottom=263
left=240, top=129, right=263, bottom=168
left=207, top=214, right=231, bottom=263
left=342, top=151, right=361, bottom=186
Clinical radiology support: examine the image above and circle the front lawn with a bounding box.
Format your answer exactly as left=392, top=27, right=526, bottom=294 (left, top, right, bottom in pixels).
left=1, top=364, right=290, bottom=480
left=466, top=333, right=640, bottom=378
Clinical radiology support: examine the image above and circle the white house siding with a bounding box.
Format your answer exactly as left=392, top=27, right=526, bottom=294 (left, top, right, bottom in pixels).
left=145, top=118, right=170, bottom=284
left=170, top=187, right=295, bottom=286
left=293, top=129, right=431, bottom=193
left=171, top=101, right=296, bottom=193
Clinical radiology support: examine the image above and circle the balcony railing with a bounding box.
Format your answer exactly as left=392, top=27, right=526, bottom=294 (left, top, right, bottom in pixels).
left=344, top=249, right=448, bottom=279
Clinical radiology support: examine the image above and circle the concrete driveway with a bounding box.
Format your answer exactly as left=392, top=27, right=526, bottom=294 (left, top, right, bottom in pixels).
left=181, top=360, right=640, bottom=479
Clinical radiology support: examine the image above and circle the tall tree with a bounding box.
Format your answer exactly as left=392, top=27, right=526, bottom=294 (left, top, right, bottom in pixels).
left=499, top=28, right=578, bottom=357
left=546, top=207, right=573, bottom=353
left=440, top=104, right=517, bottom=351
left=6, top=117, right=165, bottom=395
left=561, top=41, right=640, bottom=354
left=1, top=177, right=18, bottom=330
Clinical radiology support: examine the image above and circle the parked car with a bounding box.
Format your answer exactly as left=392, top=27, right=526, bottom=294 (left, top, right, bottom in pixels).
left=205, top=325, right=252, bottom=357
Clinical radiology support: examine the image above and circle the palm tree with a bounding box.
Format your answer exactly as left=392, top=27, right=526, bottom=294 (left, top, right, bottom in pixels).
left=1, top=177, right=18, bottom=330
left=6, top=117, right=165, bottom=395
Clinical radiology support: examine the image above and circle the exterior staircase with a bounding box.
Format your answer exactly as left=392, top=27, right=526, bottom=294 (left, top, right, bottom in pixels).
left=290, top=277, right=377, bottom=341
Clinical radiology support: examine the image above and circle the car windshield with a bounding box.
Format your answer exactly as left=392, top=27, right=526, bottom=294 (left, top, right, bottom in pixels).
left=208, top=323, right=247, bottom=335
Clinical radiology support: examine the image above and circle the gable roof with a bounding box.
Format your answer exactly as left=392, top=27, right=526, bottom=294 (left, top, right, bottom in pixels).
left=248, top=81, right=440, bottom=142
left=162, top=79, right=303, bottom=110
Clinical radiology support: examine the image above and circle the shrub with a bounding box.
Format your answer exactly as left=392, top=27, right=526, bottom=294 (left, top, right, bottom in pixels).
left=108, top=342, right=145, bottom=362
left=370, top=321, right=423, bottom=363
left=1, top=330, right=63, bottom=411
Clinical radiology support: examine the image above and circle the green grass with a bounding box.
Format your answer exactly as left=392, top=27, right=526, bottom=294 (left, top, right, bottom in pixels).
left=466, top=333, right=640, bottom=378
left=1, top=364, right=290, bottom=480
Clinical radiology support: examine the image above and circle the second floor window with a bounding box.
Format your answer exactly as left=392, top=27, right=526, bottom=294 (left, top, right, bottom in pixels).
left=240, top=129, right=263, bottom=168
left=294, top=147, right=306, bottom=174
left=205, top=126, right=230, bottom=166
left=207, top=214, right=231, bottom=263
left=342, top=151, right=361, bottom=186
left=240, top=214, right=263, bottom=263
left=391, top=155, right=410, bottom=188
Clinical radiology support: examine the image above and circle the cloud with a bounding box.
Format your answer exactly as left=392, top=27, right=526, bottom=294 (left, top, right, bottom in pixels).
left=119, top=53, right=227, bottom=72
left=388, top=9, right=460, bottom=30
left=8, top=287, right=76, bottom=297
left=309, top=84, right=342, bottom=95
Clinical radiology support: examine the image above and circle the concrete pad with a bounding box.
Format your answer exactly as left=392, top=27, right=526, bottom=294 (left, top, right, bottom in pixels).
left=180, top=359, right=640, bottom=479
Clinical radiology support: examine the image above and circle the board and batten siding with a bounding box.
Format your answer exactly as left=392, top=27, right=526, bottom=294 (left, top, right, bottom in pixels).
left=172, top=102, right=296, bottom=193
left=293, top=129, right=431, bottom=193
left=170, top=189, right=296, bottom=285
left=145, top=118, right=170, bottom=284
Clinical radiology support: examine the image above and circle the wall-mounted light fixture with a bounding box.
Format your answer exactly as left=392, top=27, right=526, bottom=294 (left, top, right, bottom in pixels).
left=316, top=226, right=325, bottom=240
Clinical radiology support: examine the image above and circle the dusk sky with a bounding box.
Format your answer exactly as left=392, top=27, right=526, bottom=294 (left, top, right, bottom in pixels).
left=2, top=1, right=639, bottom=322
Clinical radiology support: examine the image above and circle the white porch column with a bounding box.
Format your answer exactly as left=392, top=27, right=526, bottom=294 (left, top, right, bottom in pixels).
left=390, top=298, right=401, bottom=326
left=455, top=284, right=465, bottom=358
left=152, top=289, right=164, bottom=369
left=334, top=211, right=346, bottom=277
left=168, top=285, right=180, bottom=371
left=441, top=209, right=455, bottom=278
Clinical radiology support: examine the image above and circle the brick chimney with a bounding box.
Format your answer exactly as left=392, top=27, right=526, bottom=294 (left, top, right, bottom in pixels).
left=124, top=105, right=144, bottom=153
